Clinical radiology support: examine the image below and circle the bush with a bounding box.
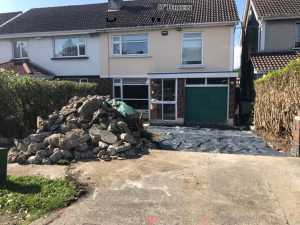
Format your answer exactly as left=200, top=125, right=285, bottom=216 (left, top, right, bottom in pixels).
left=254, top=59, right=300, bottom=142
left=0, top=72, right=97, bottom=137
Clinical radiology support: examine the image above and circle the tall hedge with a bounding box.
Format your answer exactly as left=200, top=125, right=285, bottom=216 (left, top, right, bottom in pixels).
left=254, top=59, right=300, bottom=142
left=0, top=72, right=97, bottom=138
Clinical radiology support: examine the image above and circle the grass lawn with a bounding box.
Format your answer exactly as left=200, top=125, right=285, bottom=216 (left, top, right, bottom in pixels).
left=0, top=176, right=78, bottom=225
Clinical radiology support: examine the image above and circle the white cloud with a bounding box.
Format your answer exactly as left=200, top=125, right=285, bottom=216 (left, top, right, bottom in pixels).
left=234, top=44, right=242, bottom=69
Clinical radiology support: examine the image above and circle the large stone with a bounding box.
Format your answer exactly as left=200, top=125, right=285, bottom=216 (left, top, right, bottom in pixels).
left=61, top=150, right=74, bottom=160
left=59, top=129, right=88, bottom=151
left=16, top=153, right=28, bottom=165
left=120, top=133, right=137, bottom=145
left=49, top=149, right=63, bottom=163
left=27, top=143, right=43, bottom=155
left=78, top=97, right=103, bottom=120
left=36, top=149, right=53, bottom=159
left=76, top=143, right=89, bottom=152
left=45, top=133, right=64, bottom=147
left=28, top=155, right=42, bottom=164
left=28, top=132, right=51, bottom=143
left=107, top=142, right=132, bottom=156
left=89, top=125, right=118, bottom=144
left=117, top=121, right=131, bottom=134
left=98, top=141, right=108, bottom=149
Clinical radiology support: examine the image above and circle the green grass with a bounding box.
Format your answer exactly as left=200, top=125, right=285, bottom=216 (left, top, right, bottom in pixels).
left=0, top=176, right=77, bottom=224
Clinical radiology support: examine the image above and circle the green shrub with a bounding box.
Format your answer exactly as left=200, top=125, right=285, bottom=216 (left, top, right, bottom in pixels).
left=254, top=59, right=300, bottom=142
left=0, top=72, right=97, bottom=137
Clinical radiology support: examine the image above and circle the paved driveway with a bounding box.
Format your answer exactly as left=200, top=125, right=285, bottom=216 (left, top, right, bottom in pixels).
left=148, top=126, right=284, bottom=156
left=8, top=151, right=299, bottom=225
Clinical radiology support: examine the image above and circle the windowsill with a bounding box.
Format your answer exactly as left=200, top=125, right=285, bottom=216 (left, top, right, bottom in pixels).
left=110, top=55, right=152, bottom=59
left=51, top=56, right=89, bottom=60
left=177, top=64, right=205, bottom=69
left=12, top=57, right=29, bottom=60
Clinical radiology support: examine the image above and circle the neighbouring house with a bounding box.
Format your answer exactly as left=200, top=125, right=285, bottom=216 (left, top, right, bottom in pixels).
left=240, top=0, right=300, bottom=121
left=0, top=0, right=239, bottom=125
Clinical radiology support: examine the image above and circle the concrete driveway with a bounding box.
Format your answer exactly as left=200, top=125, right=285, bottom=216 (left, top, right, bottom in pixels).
left=8, top=150, right=300, bottom=225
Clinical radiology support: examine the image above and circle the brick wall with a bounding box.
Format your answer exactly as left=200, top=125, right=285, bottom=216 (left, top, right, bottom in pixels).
left=229, top=78, right=237, bottom=120
left=177, top=78, right=185, bottom=119
left=291, top=114, right=300, bottom=157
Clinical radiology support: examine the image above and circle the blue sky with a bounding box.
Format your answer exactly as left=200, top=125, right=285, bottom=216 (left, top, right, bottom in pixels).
left=0, top=0, right=246, bottom=68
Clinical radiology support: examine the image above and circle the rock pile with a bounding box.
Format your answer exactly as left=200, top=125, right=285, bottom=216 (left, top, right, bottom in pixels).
left=8, top=95, right=151, bottom=165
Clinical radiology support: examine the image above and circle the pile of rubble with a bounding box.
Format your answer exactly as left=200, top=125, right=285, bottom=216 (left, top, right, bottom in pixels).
left=8, top=95, right=151, bottom=165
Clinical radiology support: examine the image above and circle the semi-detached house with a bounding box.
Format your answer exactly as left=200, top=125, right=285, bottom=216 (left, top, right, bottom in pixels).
left=0, top=0, right=239, bottom=125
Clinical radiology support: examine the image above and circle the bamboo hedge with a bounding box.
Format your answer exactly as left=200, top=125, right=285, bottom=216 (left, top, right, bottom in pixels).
left=254, top=59, right=300, bottom=142
left=0, top=71, right=98, bottom=138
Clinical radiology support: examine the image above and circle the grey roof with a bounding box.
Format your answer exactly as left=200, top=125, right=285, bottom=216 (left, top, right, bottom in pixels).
left=252, top=0, right=300, bottom=18
left=0, top=12, right=21, bottom=26
left=251, top=51, right=300, bottom=73
left=0, top=0, right=239, bottom=35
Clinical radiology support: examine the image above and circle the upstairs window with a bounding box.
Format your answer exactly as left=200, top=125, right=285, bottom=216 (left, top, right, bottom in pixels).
left=296, top=23, right=300, bottom=48
left=13, top=41, right=28, bottom=59
left=182, top=33, right=203, bottom=65
left=54, top=37, right=86, bottom=57
left=112, top=34, right=148, bottom=56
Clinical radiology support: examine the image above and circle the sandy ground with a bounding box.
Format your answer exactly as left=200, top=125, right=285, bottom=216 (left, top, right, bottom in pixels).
left=7, top=150, right=300, bottom=225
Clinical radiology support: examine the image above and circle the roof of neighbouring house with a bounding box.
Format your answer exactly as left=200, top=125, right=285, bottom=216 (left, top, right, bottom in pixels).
left=251, top=0, right=300, bottom=19
left=0, top=12, right=22, bottom=26
left=0, top=0, right=239, bottom=35
left=0, top=60, right=55, bottom=79
left=251, top=51, right=300, bottom=74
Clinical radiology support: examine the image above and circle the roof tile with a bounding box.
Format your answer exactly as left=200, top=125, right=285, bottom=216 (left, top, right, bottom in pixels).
left=0, top=0, right=239, bottom=35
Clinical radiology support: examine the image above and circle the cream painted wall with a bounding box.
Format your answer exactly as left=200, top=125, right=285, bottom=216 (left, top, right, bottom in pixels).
left=0, top=40, right=12, bottom=63
left=265, top=19, right=300, bottom=51
left=100, top=25, right=235, bottom=77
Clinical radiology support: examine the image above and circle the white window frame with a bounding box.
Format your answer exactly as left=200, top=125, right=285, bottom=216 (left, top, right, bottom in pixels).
left=181, top=32, right=203, bottom=66
left=112, top=34, right=149, bottom=56
left=13, top=40, right=28, bottom=59
left=295, top=23, right=300, bottom=49
left=53, top=37, right=87, bottom=58
left=113, top=78, right=149, bottom=112
left=150, top=79, right=178, bottom=121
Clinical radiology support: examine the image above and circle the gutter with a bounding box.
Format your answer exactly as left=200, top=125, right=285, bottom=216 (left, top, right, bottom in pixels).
left=0, top=21, right=239, bottom=39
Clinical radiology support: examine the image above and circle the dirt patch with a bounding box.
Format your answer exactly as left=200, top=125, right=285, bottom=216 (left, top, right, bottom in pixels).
left=255, top=129, right=292, bottom=153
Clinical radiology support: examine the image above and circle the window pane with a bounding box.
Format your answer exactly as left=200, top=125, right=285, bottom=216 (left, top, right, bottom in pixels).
left=186, top=78, right=205, bottom=85
left=114, top=86, right=121, bottom=98
left=122, top=41, right=147, bottom=55
left=123, top=85, right=148, bottom=99
left=151, top=79, right=162, bottom=101
left=14, top=41, right=28, bottom=58
left=121, top=34, right=148, bottom=55
left=183, top=33, right=202, bottom=39
left=297, top=24, right=300, bottom=41
left=124, top=100, right=148, bottom=110
left=151, top=103, right=162, bottom=120
left=123, top=78, right=147, bottom=85
left=183, top=39, right=202, bottom=64
left=79, top=44, right=86, bottom=55
left=163, top=79, right=176, bottom=101
left=163, top=104, right=176, bottom=120
left=113, top=43, right=120, bottom=54
left=207, top=78, right=228, bottom=85
left=55, top=38, right=86, bottom=57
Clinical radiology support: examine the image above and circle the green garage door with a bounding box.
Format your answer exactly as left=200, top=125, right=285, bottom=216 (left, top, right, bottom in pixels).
left=185, top=87, right=228, bottom=124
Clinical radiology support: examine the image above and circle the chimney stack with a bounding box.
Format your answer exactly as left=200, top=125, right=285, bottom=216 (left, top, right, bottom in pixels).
left=108, top=0, right=123, bottom=11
